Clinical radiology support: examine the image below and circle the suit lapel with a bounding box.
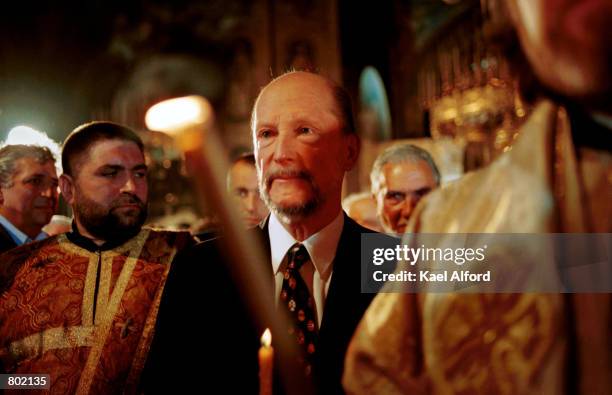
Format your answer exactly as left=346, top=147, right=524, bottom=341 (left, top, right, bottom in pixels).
left=248, top=217, right=274, bottom=335
left=255, top=216, right=273, bottom=278
left=319, top=214, right=358, bottom=333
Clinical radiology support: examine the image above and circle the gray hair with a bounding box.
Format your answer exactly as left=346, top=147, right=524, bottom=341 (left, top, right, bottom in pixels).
left=370, top=143, right=440, bottom=194
left=0, top=145, right=56, bottom=188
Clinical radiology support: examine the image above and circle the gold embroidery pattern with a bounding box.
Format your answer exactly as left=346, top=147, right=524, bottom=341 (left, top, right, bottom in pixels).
left=75, top=229, right=150, bottom=395
left=95, top=253, right=113, bottom=325
left=8, top=326, right=95, bottom=362
left=82, top=254, right=99, bottom=327
left=425, top=294, right=560, bottom=395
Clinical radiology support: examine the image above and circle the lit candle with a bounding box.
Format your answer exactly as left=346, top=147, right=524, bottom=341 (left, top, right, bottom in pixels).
left=259, top=328, right=274, bottom=395
left=144, top=95, right=214, bottom=152
left=146, top=98, right=281, bottom=392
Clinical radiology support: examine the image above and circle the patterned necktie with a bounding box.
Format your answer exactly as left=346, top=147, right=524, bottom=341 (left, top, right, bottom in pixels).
left=280, top=243, right=319, bottom=376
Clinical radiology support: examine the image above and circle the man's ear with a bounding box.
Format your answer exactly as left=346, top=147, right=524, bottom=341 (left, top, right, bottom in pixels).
left=59, top=174, right=75, bottom=205
left=344, top=133, right=361, bottom=171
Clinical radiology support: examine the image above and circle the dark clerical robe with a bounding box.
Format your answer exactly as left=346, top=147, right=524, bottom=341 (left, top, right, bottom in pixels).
left=0, top=228, right=193, bottom=394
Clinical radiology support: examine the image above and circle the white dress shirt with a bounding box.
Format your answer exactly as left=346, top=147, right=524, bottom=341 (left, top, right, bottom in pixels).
left=0, top=215, right=47, bottom=245
left=268, top=211, right=344, bottom=327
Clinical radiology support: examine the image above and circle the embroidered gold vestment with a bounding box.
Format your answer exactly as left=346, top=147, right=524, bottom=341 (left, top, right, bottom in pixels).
left=0, top=228, right=192, bottom=394
left=343, top=101, right=611, bottom=395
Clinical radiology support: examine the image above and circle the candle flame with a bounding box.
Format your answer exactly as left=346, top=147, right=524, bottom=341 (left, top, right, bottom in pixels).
left=261, top=328, right=272, bottom=347
left=145, top=95, right=213, bottom=135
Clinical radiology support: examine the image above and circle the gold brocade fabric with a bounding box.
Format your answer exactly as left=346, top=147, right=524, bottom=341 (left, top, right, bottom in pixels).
left=0, top=228, right=192, bottom=394
left=343, top=101, right=612, bottom=395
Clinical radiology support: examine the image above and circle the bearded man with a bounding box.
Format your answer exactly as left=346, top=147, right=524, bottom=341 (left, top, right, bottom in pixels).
left=143, top=71, right=389, bottom=395
left=0, top=122, right=193, bottom=394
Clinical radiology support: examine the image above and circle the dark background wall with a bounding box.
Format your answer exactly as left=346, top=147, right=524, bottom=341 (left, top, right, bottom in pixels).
left=0, top=1, right=471, bottom=144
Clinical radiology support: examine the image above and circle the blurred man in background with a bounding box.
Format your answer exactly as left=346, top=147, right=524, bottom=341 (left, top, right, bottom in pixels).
left=0, top=144, right=58, bottom=253
left=344, top=0, right=612, bottom=394
left=370, top=144, right=440, bottom=234
left=227, top=153, right=269, bottom=228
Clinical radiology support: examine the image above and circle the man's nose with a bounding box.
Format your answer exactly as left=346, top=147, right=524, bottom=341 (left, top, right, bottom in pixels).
left=121, top=175, right=137, bottom=193
left=273, top=132, right=296, bottom=163
left=400, top=197, right=417, bottom=219
left=40, top=187, right=52, bottom=198
left=245, top=193, right=257, bottom=212
left=40, top=182, right=58, bottom=199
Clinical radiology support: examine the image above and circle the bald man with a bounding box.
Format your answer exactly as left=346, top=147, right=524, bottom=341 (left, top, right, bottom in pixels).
left=145, top=71, right=385, bottom=395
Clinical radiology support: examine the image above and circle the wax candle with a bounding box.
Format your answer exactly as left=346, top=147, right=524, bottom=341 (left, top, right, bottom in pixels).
left=259, top=328, right=273, bottom=395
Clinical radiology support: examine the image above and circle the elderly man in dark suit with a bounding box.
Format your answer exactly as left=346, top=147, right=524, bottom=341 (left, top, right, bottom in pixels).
left=143, top=71, right=387, bottom=394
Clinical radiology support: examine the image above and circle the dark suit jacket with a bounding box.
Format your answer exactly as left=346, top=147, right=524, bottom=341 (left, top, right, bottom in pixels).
left=0, top=224, right=18, bottom=255
left=142, top=214, right=389, bottom=394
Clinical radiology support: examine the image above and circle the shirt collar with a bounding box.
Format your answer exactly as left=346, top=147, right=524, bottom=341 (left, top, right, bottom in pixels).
left=0, top=215, right=45, bottom=245
left=34, top=232, right=48, bottom=241
left=268, top=210, right=344, bottom=279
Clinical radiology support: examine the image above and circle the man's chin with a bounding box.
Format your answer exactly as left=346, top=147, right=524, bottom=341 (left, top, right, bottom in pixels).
left=243, top=218, right=261, bottom=228
left=114, top=206, right=143, bottom=215
left=34, top=216, right=55, bottom=227
left=269, top=188, right=312, bottom=204
left=116, top=218, right=145, bottom=231
left=382, top=221, right=402, bottom=234
left=106, top=213, right=146, bottom=239
left=263, top=188, right=320, bottom=220
left=270, top=201, right=318, bottom=220
left=81, top=215, right=143, bottom=237
left=114, top=208, right=145, bottom=223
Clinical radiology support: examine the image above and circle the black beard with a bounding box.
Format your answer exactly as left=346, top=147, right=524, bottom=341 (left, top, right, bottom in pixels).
left=74, top=192, right=148, bottom=243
